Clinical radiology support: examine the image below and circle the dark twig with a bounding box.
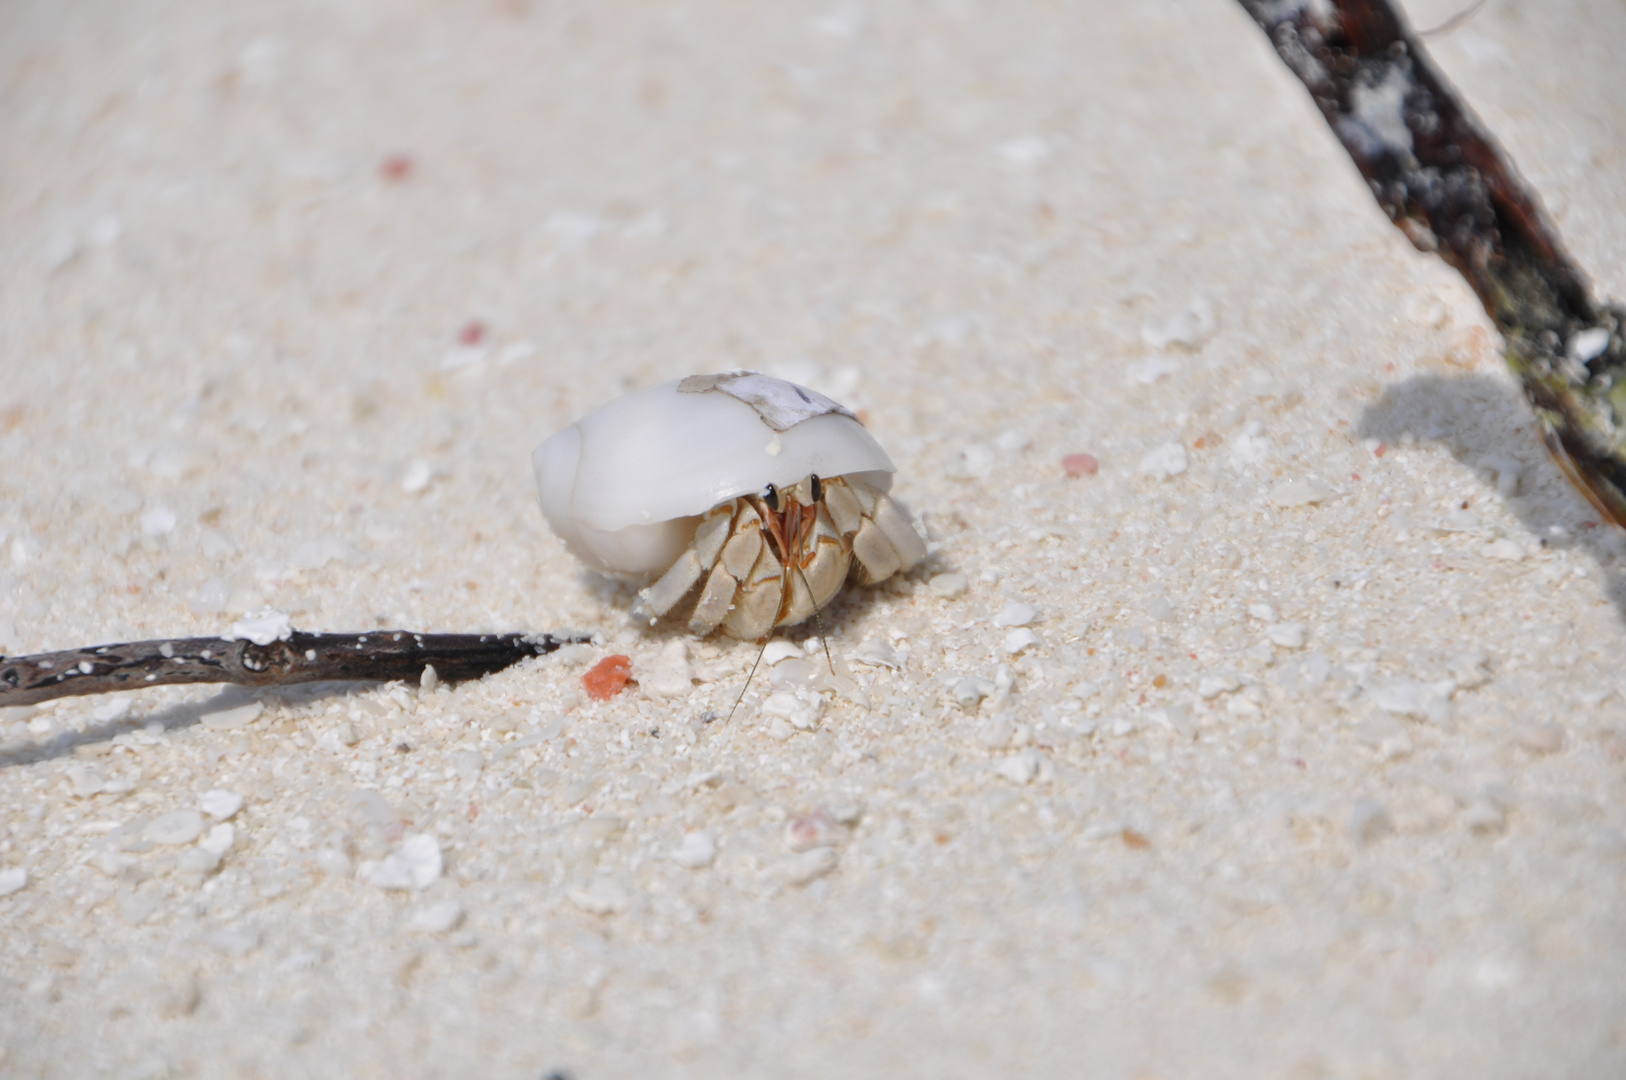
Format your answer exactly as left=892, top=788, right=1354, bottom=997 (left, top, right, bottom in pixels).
left=0, top=629, right=588, bottom=708
left=1236, top=0, right=1626, bottom=527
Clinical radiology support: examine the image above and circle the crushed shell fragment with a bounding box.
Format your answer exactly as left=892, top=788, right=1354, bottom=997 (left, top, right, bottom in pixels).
left=582, top=655, right=633, bottom=700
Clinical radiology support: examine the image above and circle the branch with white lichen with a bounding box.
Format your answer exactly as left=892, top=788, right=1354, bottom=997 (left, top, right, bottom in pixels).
left=0, top=629, right=588, bottom=707
left=1236, top=0, right=1626, bottom=527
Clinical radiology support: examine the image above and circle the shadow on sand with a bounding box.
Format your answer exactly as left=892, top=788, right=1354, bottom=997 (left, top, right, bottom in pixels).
left=1356, top=371, right=1626, bottom=616
left=0, top=681, right=375, bottom=770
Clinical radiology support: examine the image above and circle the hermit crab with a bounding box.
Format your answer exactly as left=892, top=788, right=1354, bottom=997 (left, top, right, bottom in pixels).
left=532, top=372, right=926, bottom=640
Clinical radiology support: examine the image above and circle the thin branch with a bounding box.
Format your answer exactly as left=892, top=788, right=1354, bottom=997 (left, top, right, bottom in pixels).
left=1417, top=0, right=1488, bottom=38
left=1235, top=0, right=1626, bottom=527
left=0, top=629, right=589, bottom=708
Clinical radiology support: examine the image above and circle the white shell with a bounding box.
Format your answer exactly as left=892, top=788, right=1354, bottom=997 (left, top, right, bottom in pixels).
left=534, top=373, right=896, bottom=576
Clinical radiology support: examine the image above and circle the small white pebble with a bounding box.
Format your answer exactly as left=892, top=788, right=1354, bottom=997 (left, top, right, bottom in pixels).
left=992, top=601, right=1037, bottom=628
left=361, top=833, right=442, bottom=890
left=850, top=638, right=903, bottom=670
left=996, top=749, right=1040, bottom=785
left=1003, top=628, right=1041, bottom=655
left=1265, top=623, right=1307, bottom=649
left=761, top=691, right=824, bottom=731
left=1230, top=423, right=1272, bottom=468
left=672, top=831, right=717, bottom=869
left=145, top=809, right=205, bottom=846
left=929, top=573, right=969, bottom=600
left=1485, top=538, right=1524, bottom=561
left=199, top=823, right=235, bottom=858
left=91, top=698, right=132, bottom=723
left=410, top=901, right=465, bottom=934
left=65, top=764, right=106, bottom=798
left=642, top=638, right=697, bottom=700
left=1247, top=603, right=1276, bottom=622
left=199, top=789, right=245, bottom=821
left=1138, top=443, right=1188, bottom=480
left=951, top=676, right=996, bottom=711
left=1148, top=597, right=1175, bottom=622
left=140, top=507, right=177, bottom=536
left=1199, top=672, right=1241, bottom=698
left=398, top=833, right=442, bottom=887
left=994, top=430, right=1032, bottom=453
left=0, top=866, right=28, bottom=896
left=760, top=640, right=803, bottom=666
left=401, top=460, right=433, bottom=494
left=200, top=701, right=263, bottom=731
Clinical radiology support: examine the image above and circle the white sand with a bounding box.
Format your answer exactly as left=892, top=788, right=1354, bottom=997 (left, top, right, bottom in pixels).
left=3, top=0, right=1625, bottom=1075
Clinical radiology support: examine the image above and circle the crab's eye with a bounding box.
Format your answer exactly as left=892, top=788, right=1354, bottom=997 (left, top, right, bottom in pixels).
left=763, top=482, right=781, bottom=512
left=809, top=474, right=823, bottom=503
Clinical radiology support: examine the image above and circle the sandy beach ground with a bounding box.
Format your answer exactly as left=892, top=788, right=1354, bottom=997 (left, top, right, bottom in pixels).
left=3, top=0, right=1625, bottom=1076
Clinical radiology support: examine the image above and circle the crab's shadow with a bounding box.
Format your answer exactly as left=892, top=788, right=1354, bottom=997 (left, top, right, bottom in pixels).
left=1355, top=372, right=1626, bottom=616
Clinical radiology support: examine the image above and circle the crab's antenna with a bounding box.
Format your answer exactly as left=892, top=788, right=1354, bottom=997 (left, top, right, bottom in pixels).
left=793, top=563, right=837, bottom=676
left=725, top=635, right=771, bottom=724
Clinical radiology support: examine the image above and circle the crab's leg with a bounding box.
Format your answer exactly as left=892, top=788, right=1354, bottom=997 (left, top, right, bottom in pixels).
left=687, top=502, right=759, bottom=635
left=845, top=479, right=926, bottom=585
left=780, top=505, right=852, bottom=624
left=634, top=502, right=733, bottom=620
left=820, top=476, right=864, bottom=537
left=849, top=516, right=902, bottom=586
left=722, top=540, right=784, bottom=641
left=870, top=492, right=927, bottom=571
left=637, top=549, right=704, bottom=619
left=689, top=564, right=738, bottom=636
